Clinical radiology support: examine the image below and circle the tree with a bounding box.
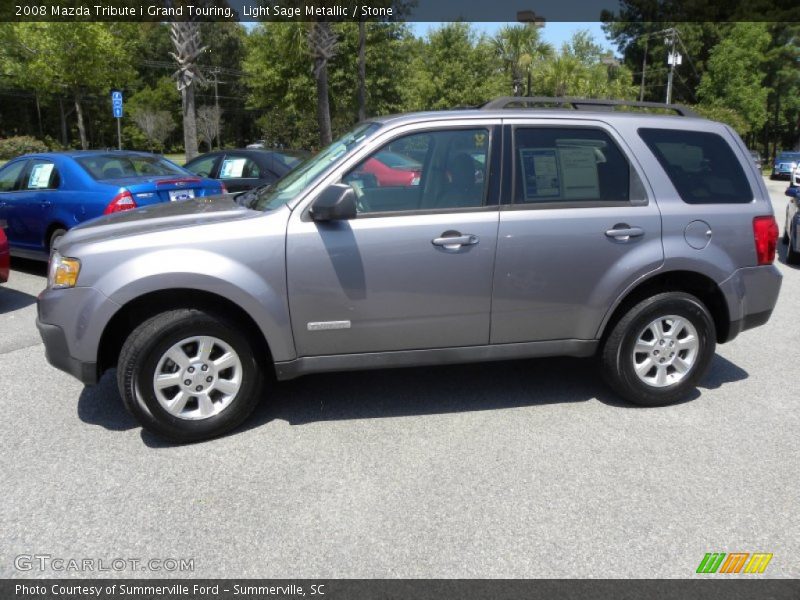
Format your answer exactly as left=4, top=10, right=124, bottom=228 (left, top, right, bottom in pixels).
left=697, top=23, right=770, bottom=137
left=307, top=21, right=339, bottom=146
left=196, top=105, right=223, bottom=151
left=131, top=109, right=176, bottom=152
left=170, top=22, right=207, bottom=161
left=493, top=25, right=552, bottom=96
left=1, top=23, right=136, bottom=149
left=405, top=23, right=504, bottom=110
left=357, top=20, right=366, bottom=121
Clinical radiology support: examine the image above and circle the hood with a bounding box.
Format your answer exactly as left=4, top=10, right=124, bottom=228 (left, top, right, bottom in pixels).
left=64, top=196, right=258, bottom=247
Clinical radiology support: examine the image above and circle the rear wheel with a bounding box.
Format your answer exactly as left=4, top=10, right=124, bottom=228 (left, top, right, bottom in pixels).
left=601, top=292, right=715, bottom=407
left=117, top=309, right=265, bottom=442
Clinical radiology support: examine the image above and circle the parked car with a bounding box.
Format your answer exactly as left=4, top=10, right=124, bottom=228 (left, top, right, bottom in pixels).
left=37, top=97, right=781, bottom=442
left=771, top=151, right=800, bottom=180
left=184, top=149, right=307, bottom=193
left=0, top=151, right=224, bottom=260
left=245, top=140, right=266, bottom=149
left=749, top=150, right=762, bottom=169
left=356, top=150, right=422, bottom=187
left=783, top=186, right=800, bottom=264
left=0, top=224, right=9, bottom=283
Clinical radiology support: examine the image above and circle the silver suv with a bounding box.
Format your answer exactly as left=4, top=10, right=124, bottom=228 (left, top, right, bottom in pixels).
left=37, top=97, right=782, bottom=442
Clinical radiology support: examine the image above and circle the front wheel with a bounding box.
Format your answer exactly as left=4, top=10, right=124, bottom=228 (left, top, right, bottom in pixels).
left=600, top=292, right=716, bottom=407
left=117, top=309, right=265, bottom=442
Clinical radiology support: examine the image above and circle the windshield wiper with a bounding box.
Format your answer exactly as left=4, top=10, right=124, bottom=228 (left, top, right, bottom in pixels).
left=234, top=183, right=273, bottom=209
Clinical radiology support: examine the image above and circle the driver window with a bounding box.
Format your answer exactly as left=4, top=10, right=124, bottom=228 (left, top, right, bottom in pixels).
left=342, top=128, right=490, bottom=214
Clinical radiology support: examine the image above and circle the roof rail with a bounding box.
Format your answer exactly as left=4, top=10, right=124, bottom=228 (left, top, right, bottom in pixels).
left=481, top=96, right=699, bottom=118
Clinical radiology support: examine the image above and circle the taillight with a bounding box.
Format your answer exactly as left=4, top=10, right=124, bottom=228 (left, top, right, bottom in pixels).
left=104, top=190, right=137, bottom=215
left=752, top=216, right=778, bottom=265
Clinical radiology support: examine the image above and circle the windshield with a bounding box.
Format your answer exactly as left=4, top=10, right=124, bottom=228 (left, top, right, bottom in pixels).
left=249, top=122, right=382, bottom=211
left=77, top=154, right=187, bottom=180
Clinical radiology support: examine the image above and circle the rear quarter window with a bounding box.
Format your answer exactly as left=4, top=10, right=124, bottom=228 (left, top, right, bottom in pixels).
left=639, top=128, right=752, bottom=204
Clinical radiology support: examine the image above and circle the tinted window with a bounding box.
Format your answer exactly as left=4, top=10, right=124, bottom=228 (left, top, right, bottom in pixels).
left=514, top=128, right=632, bottom=204
left=0, top=160, right=26, bottom=192
left=77, top=155, right=186, bottom=180
left=185, top=155, right=217, bottom=177
left=639, top=128, right=752, bottom=204
left=342, top=128, right=490, bottom=214
left=24, top=159, right=59, bottom=190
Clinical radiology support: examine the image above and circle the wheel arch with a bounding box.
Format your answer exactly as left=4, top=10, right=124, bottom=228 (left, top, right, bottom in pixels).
left=599, top=270, right=731, bottom=345
left=45, top=221, right=68, bottom=251
left=97, top=289, right=275, bottom=378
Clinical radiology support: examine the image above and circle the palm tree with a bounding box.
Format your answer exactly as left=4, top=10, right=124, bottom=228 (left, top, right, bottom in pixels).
left=170, top=22, right=207, bottom=161
left=493, top=25, right=552, bottom=96
left=307, top=21, right=338, bottom=146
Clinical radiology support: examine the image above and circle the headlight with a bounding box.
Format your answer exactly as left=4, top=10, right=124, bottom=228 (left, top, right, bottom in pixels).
left=48, top=251, right=81, bottom=289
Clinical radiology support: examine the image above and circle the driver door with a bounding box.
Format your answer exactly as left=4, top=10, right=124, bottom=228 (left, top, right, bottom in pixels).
left=286, top=124, right=502, bottom=357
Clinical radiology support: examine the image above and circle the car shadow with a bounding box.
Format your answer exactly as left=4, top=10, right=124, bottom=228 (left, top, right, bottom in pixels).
left=777, top=241, right=799, bottom=269
left=10, top=256, right=48, bottom=277
left=73, top=352, right=748, bottom=448
left=0, top=286, right=37, bottom=314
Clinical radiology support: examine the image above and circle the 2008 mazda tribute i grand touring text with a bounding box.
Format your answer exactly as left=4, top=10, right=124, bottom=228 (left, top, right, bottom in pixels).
left=37, top=97, right=782, bottom=442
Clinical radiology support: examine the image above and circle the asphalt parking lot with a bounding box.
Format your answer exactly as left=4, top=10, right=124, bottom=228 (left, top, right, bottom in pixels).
left=1, top=177, right=798, bottom=579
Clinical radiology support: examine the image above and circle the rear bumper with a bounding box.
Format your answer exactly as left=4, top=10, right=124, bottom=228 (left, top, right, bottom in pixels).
left=36, top=318, right=98, bottom=385
left=719, top=265, right=782, bottom=343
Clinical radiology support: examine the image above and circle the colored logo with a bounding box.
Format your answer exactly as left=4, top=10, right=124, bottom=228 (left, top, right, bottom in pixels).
left=696, top=552, right=773, bottom=574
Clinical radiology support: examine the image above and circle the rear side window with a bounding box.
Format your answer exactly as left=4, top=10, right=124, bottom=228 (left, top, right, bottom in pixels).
left=513, top=128, right=636, bottom=204
left=639, top=128, right=752, bottom=204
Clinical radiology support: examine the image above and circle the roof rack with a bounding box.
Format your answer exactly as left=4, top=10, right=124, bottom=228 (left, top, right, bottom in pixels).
left=481, top=96, right=699, bottom=118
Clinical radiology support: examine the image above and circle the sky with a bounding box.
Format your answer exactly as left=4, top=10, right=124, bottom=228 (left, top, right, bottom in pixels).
left=409, top=22, right=616, bottom=54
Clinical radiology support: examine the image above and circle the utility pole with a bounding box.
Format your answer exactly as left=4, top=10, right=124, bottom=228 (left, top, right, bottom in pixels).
left=639, top=35, right=648, bottom=102
left=665, top=28, right=681, bottom=105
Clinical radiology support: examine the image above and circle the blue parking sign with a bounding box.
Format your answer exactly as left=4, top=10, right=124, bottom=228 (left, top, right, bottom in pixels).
left=111, top=90, right=123, bottom=118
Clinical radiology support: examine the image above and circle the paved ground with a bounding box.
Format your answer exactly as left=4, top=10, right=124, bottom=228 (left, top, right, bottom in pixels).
left=1, top=178, right=797, bottom=579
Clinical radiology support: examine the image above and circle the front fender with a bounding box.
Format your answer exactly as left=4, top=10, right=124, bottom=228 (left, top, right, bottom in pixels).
left=93, top=248, right=295, bottom=362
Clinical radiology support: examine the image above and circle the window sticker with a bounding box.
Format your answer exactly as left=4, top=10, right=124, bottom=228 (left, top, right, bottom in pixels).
left=519, top=148, right=560, bottom=199
left=28, top=163, right=54, bottom=189
left=558, top=146, right=600, bottom=199
left=219, top=158, right=247, bottom=179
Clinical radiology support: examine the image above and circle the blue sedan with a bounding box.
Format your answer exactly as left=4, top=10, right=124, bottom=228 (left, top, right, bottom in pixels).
left=0, top=151, right=224, bottom=259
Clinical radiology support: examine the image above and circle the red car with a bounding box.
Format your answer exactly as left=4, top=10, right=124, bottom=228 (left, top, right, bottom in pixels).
left=361, top=151, right=422, bottom=187
left=0, top=224, right=9, bottom=283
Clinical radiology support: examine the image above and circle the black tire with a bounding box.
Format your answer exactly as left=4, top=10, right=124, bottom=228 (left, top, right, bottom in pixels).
left=787, top=229, right=800, bottom=265
left=48, top=228, right=66, bottom=253
left=600, top=292, right=716, bottom=407
left=117, top=309, right=265, bottom=442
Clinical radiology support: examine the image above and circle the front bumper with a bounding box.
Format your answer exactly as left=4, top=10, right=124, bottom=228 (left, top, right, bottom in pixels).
left=37, top=318, right=98, bottom=384
left=719, top=265, right=782, bottom=343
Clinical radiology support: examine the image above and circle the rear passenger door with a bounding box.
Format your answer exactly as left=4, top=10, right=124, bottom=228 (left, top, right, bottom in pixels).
left=491, top=121, right=663, bottom=343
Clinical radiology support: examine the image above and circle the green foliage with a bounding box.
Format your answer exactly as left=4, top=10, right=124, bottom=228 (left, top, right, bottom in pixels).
left=692, top=104, right=749, bottom=134
left=405, top=23, right=504, bottom=110
left=0, top=136, right=48, bottom=159
left=697, top=23, right=770, bottom=136
left=245, top=21, right=414, bottom=149
left=532, top=31, right=637, bottom=99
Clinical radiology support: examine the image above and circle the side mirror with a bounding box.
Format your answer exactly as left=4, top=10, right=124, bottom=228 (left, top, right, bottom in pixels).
left=309, top=184, right=357, bottom=221
left=785, top=187, right=798, bottom=198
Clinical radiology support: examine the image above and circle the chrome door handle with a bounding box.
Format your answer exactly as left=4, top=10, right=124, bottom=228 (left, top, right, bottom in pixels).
left=431, top=234, right=479, bottom=248
left=605, top=224, right=644, bottom=241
